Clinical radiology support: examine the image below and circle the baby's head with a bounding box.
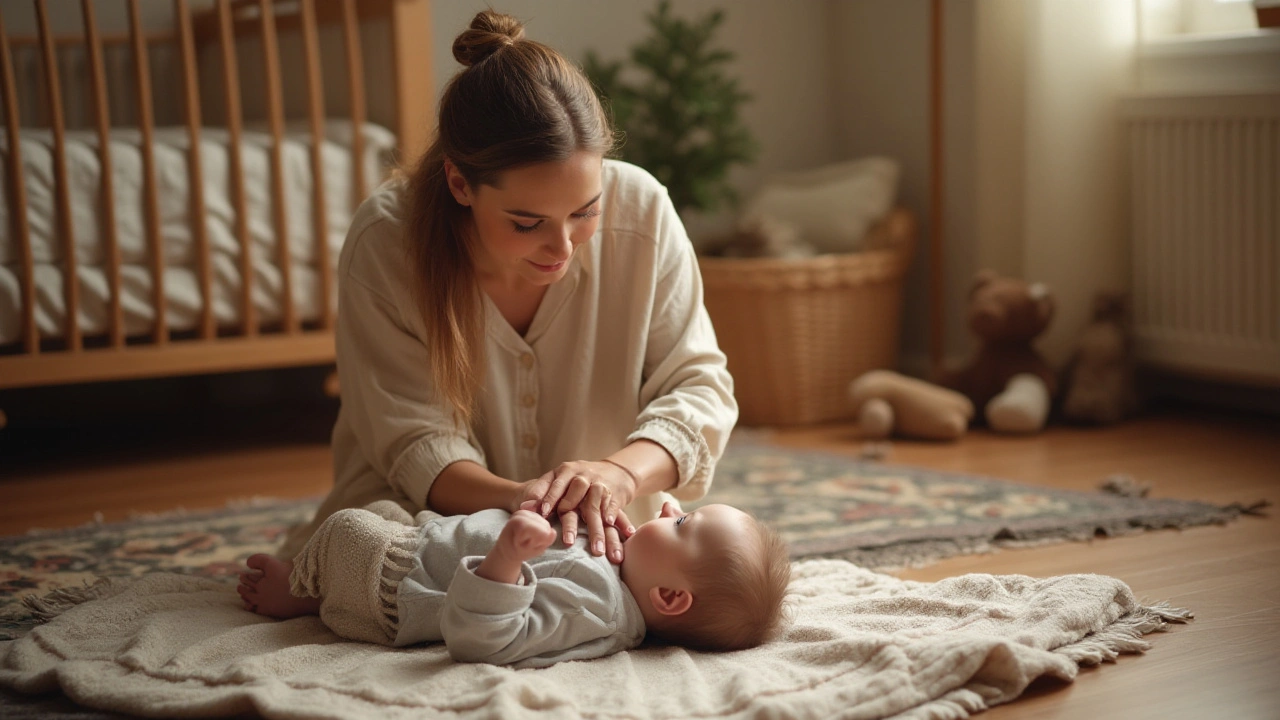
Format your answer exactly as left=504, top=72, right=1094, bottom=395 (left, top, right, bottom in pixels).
left=620, top=502, right=790, bottom=651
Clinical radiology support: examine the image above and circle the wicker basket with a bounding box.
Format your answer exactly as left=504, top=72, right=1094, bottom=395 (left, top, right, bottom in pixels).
left=699, top=208, right=916, bottom=426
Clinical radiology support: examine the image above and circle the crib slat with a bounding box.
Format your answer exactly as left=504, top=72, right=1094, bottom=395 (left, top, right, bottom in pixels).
left=0, top=8, right=38, bottom=354
left=175, top=0, right=214, bottom=340
left=259, top=0, right=297, bottom=334
left=128, top=0, right=167, bottom=345
left=300, top=0, right=332, bottom=330
left=391, top=0, right=433, bottom=165
left=217, top=0, right=255, bottom=336
left=36, top=0, right=80, bottom=352
left=82, top=0, right=124, bottom=349
left=341, top=0, right=366, bottom=207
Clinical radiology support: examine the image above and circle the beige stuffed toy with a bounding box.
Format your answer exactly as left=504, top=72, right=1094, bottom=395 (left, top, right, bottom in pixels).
left=849, top=370, right=973, bottom=441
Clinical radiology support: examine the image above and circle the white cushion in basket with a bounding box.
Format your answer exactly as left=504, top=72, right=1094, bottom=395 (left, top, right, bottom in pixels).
left=743, top=157, right=900, bottom=254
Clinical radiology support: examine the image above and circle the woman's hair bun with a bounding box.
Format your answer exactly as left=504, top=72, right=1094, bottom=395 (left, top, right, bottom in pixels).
left=453, top=10, right=526, bottom=67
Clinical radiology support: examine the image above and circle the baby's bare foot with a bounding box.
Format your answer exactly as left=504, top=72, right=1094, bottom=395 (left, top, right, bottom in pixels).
left=237, top=553, right=321, bottom=619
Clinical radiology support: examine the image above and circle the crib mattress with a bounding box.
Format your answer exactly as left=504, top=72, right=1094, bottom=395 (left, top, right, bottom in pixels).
left=0, top=120, right=397, bottom=345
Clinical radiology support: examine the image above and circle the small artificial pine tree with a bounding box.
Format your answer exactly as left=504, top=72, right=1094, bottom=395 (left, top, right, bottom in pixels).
left=583, top=1, right=757, bottom=216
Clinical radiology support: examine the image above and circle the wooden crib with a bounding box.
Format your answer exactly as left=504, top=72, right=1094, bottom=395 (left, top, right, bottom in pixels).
left=0, top=0, right=433, bottom=426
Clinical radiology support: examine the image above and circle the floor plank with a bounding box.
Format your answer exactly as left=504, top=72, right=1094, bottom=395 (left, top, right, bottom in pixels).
left=0, top=396, right=1276, bottom=719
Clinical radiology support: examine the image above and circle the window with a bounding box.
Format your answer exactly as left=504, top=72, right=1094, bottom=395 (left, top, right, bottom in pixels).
left=1139, top=0, right=1259, bottom=41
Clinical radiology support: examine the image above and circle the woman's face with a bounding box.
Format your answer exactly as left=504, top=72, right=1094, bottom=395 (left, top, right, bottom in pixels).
left=447, top=151, right=604, bottom=290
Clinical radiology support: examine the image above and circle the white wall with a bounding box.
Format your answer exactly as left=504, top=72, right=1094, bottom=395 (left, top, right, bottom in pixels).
left=974, top=0, right=1027, bottom=282
left=431, top=1, right=839, bottom=240
left=829, top=0, right=1142, bottom=370
left=1020, top=0, right=1136, bottom=364
left=1136, top=32, right=1280, bottom=94
left=828, top=0, right=977, bottom=371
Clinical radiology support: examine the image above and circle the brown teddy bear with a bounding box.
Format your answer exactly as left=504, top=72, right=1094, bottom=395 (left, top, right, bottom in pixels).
left=939, top=270, right=1057, bottom=434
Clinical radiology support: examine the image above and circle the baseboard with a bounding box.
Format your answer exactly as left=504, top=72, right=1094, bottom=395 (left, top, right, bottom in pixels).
left=1138, top=367, right=1280, bottom=418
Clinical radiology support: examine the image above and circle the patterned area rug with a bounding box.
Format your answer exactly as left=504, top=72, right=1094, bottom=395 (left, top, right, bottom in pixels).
left=0, top=501, right=315, bottom=641
left=0, top=442, right=1257, bottom=643
left=694, top=443, right=1258, bottom=567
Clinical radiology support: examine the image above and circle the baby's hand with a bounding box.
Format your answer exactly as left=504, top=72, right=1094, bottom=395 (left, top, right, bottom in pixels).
left=500, top=509, right=557, bottom=563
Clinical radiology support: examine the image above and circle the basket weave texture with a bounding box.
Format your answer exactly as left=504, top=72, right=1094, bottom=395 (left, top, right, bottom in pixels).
left=699, top=209, right=916, bottom=426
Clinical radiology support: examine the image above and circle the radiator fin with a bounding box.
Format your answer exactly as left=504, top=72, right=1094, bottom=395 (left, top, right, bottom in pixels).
left=1125, top=94, right=1280, bottom=384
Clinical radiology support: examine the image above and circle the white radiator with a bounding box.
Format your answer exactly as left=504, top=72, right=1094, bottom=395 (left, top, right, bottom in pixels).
left=1123, top=93, right=1280, bottom=385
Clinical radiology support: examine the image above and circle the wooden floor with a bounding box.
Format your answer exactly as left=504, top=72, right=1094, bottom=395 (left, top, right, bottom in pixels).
left=0, top=393, right=1277, bottom=719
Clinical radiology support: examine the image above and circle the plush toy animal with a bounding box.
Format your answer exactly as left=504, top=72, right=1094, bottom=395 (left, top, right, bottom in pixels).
left=848, top=370, right=973, bottom=441
left=1060, top=292, right=1139, bottom=425
left=846, top=270, right=1057, bottom=439
left=940, top=270, right=1057, bottom=434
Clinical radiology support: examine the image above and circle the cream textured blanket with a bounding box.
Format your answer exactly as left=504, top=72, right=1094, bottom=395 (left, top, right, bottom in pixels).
left=0, top=560, right=1188, bottom=720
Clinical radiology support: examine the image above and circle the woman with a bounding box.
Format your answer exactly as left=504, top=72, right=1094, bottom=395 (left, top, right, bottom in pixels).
left=277, top=10, right=737, bottom=564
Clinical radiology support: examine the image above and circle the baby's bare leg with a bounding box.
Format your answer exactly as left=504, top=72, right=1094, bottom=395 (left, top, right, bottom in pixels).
left=237, top=554, right=321, bottom=619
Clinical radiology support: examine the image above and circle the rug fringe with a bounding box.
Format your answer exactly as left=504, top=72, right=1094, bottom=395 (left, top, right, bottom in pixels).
left=19, top=577, right=127, bottom=623
left=1054, top=602, right=1193, bottom=666
left=848, top=539, right=997, bottom=571
left=844, top=500, right=1267, bottom=571
left=1099, top=474, right=1152, bottom=498
left=1225, top=499, right=1271, bottom=516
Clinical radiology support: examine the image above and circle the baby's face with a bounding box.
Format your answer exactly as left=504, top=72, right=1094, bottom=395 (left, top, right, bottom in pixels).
left=619, top=503, right=753, bottom=592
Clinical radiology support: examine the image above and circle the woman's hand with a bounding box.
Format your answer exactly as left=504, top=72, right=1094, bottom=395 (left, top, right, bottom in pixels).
left=511, top=460, right=637, bottom=564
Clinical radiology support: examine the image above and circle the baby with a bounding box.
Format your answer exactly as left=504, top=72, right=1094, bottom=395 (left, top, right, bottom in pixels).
left=238, top=501, right=790, bottom=667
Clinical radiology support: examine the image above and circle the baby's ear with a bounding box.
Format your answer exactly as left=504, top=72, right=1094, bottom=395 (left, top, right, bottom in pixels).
left=649, top=586, right=693, bottom=617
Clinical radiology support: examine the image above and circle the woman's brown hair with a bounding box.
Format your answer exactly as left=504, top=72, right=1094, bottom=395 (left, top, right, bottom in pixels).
left=403, top=10, right=614, bottom=427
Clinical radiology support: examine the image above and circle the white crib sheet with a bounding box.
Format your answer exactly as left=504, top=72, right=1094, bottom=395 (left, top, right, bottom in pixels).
left=0, top=120, right=397, bottom=344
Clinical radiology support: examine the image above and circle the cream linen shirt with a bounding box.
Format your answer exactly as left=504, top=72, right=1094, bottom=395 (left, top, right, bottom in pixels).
left=329, top=159, right=737, bottom=526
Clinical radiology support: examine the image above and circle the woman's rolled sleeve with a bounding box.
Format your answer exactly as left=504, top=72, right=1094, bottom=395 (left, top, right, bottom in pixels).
left=387, top=435, right=487, bottom=511
left=627, top=416, right=714, bottom=501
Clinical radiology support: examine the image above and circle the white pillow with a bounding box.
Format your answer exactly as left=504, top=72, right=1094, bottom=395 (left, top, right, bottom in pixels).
left=742, top=157, right=900, bottom=254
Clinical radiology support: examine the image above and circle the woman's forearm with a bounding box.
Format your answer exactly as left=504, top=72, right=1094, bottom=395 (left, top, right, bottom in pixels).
left=427, top=460, right=519, bottom=515
left=608, top=439, right=679, bottom=499
left=428, top=441, right=677, bottom=520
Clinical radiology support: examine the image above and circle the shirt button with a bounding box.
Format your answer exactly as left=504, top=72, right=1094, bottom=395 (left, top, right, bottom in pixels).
left=522, top=433, right=537, bottom=449
left=520, top=353, right=535, bottom=369
left=521, top=393, right=536, bottom=408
